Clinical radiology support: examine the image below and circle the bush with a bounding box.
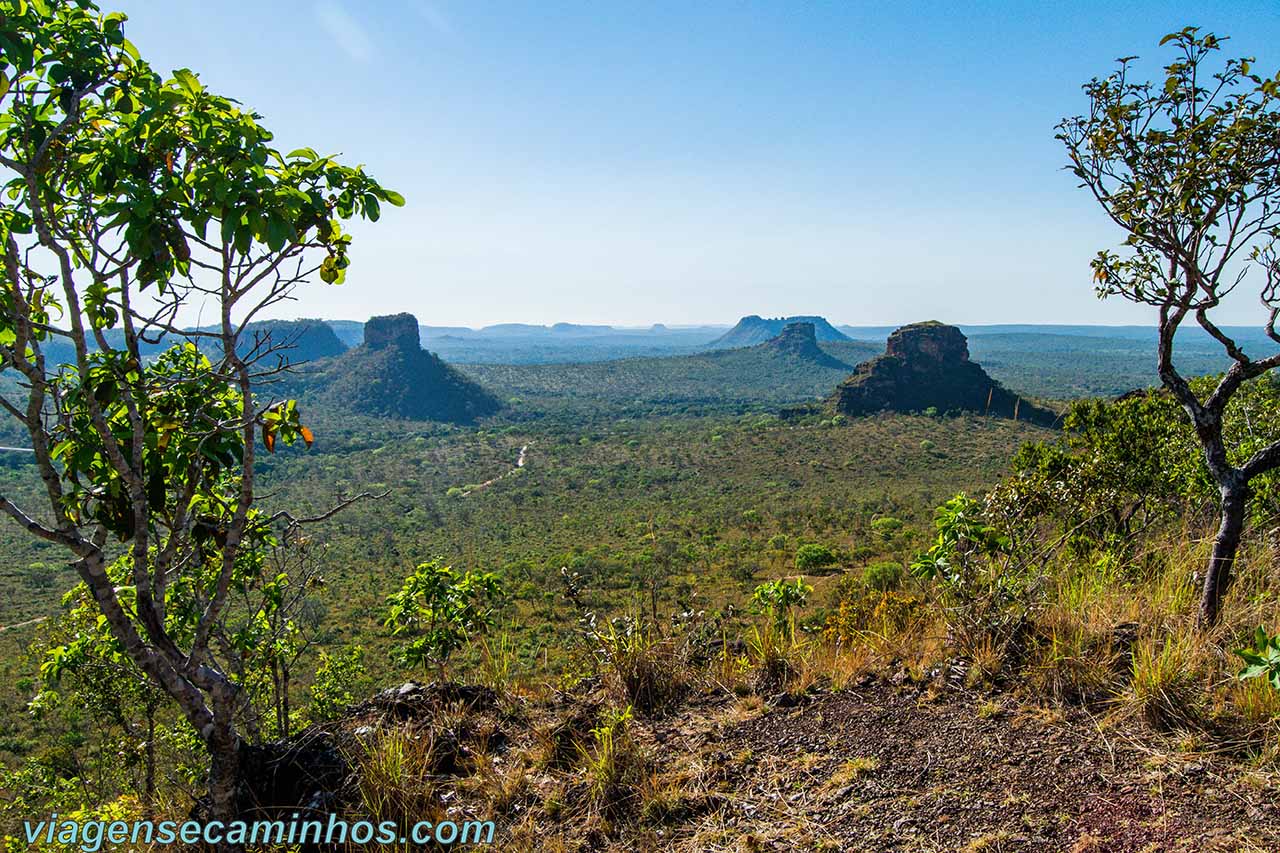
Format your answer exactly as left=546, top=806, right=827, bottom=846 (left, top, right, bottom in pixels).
left=591, top=617, right=687, bottom=715
left=751, top=578, right=812, bottom=640
left=383, top=560, right=503, bottom=681
left=305, top=646, right=369, bottom=724
left=795, top=543, right=839, bottom=572
left=825, top=588, right=923, bottom=644
left=870, top=517, right=904, bottom=541
left=863, top=561, right=904, bottom=592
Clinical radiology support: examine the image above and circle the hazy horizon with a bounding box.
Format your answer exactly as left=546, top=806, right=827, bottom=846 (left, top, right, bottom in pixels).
left=110, top=0, right=1280, bottom=329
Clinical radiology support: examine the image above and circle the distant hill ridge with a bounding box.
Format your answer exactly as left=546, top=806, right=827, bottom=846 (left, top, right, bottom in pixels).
left=711, top=315, right=851, bottom=349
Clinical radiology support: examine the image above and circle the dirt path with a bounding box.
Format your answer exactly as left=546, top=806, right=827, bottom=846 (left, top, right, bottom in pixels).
left=465, top=443, right=529, bottom=494
left=658, top=679, right=1280, bottom=852
left=0, top=616, right=46, bottom=633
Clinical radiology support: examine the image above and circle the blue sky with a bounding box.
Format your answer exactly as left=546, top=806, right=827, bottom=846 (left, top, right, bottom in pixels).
left=111, top=1, right=1280, bottom=328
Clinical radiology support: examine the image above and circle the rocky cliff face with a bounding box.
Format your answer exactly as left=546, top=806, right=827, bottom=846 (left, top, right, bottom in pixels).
left=363, top=313, right=420, bottom=350
left=885, top=321, right=969, bottom=363
left=830, top=321, right=1057, bottom=426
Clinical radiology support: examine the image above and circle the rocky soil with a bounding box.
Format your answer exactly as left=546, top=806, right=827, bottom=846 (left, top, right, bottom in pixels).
left=308, top=674, right=1280, bottom=853
left=665, top=678, right=1279, bottom=852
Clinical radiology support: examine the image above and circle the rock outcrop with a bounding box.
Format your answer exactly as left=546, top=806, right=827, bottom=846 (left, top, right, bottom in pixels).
left=363, top=312, right=420, bottom=350
left=830, top=321, right=1058, bottom=426
left=710, top=315, right=851, bottom=349
left=764, top=322, right=850, bottom=369
left=311, top=313, right=500, bottom=423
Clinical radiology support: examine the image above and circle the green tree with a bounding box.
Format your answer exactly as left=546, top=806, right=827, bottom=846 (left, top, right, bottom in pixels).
left=1059, top=28, right=1280, bottom=625
left=384, top=560, right=503, bottom=683
left=305, top=646, right=369, bottom=725
left=795, top=542, right=839, bottom=572
left=0, top=0, right=400, bottom=828
left=750, top=577, right=811, bottom=641
left=31, top=574, right=169, bottom=811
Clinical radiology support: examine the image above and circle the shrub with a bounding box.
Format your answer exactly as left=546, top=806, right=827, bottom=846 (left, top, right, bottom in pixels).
left=825, top=588, right=923, bottom=644
left=909, top=494, right=1038, bottom=664
left=751, top=578, right=812, bottom=641
left=795, top=543, right=839, bottom=572
left=863, top=561, right=903, bottom=592
left=383, top=560, right=503, bottom=682
left=305, top=646, right=369, bottom=724
left=849, top=544, right=877, bottom=562
left=870, top=517, right=904, bottom=541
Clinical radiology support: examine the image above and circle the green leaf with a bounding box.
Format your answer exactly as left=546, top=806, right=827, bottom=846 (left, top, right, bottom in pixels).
left=172, top=68, right=201, bottom=95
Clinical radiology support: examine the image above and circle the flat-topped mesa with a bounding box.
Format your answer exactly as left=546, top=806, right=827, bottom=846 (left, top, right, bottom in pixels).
left=364, top=312, right=420, bottom=350
left=829, top=321, right=1058, bottom=427
left=711, top=314, right=851, bottom=349
left=885, top=320, right=969, bottom=363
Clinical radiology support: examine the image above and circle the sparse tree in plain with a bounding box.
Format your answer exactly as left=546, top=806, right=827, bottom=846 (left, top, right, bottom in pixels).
left=0, top=0, right=400, bottom=832
left=1059, top=28, right=1280, bottom=626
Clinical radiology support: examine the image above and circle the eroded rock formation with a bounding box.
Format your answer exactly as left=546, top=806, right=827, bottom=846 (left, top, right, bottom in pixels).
left=830, top=321, right=1057, bottom=426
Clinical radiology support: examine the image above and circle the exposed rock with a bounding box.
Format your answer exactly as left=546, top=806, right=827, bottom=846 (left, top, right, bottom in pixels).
left=710, top=314, right=851, bottom=349
left=763, top=322, right=850, bottom=369
left=885, top=320, right=969, bottom=363
left=356, top=680, right=499, bottom=721
left=363, top=312, right=420, bottom=350
left=830, top=321, right=1058, bottom=426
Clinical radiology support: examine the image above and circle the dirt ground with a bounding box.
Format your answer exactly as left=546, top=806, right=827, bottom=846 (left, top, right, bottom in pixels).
left=646, top=678, right=1280, bottom=853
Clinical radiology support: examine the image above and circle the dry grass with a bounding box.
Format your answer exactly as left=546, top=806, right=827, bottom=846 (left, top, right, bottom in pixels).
left=348, top=726, right=446, bottom=845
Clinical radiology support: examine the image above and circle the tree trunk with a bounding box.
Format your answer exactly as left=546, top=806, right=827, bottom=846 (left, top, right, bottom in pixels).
left=201, top=686, right=244, bottom=852
left=1200, top=482, right=1247, bottom=627
left=207, top=733, right=240, bottom=817
left=144, top=701, right=156, bottom=817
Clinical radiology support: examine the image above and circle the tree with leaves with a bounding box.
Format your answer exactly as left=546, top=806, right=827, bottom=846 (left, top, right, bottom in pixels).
left=384, top=560, right=503, bottom=683
left=0, top=0, right=401, bottom=831
left=1059, top=28, right=1280, bottom=625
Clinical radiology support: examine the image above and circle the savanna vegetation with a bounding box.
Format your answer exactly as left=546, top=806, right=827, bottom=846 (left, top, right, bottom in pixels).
left=0, top=7, right=1279, bottom=853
